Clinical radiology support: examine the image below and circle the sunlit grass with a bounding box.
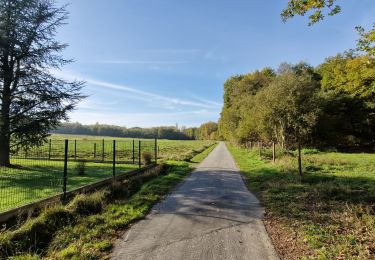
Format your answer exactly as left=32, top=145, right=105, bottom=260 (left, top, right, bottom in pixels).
left=228, top=144, right=375, bottom=259
left=0, top=159, right=138, bottom=212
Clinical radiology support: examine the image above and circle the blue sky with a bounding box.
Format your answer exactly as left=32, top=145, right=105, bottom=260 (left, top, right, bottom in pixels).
left=56, top=0, right=375, bottom=127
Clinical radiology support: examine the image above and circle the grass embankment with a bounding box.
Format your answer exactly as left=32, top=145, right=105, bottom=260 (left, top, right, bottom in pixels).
left=0, top=144, right=215, bottom=259
left=227, top=144, right=375, bottom=259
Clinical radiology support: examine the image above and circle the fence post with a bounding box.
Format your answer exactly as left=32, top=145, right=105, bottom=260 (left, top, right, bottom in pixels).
left=63, top=139, right=68, bottom=200
left=94, top=143, right=97, bottom=159
left=132, top=139, right=135, bottom=164
left=272, top=142, right=276, bottom=163
left=258, top=141, right=261, bottom=156
left=138, top=140, right=141, bottom=168
left=102, top=139, right=105, bottom=162
left=113, top=140, right=116, bottom=179
left=154, top=137, right=157, bottom=164
left=250, top=141, right=252, bottom=151
left=74, top=140, right=77, bottom=160
left=298, top=142, right=302, bottom=176
left=48, top=139, right=52, bottom=160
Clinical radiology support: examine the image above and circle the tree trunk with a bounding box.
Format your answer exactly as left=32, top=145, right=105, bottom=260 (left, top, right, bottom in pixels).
left=297, top=142, right=302, bottom=176
left=0, top=83, right=11, bottom=167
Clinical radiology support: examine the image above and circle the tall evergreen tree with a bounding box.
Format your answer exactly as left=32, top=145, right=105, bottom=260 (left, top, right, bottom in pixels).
left=0, top=0, right=84, bottom=166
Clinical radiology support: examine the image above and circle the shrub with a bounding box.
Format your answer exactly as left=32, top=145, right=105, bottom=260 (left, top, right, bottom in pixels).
left=0, top=206, right=75, bottom=257
left=142, top=152, right=152, bottom=165
left=68, top=191, right=105, bottom=216
left=111, top=181, right=128, bottom=198
left=124, top=164, right=168, bottom=196
left=76, top=160, right=87, bottom=176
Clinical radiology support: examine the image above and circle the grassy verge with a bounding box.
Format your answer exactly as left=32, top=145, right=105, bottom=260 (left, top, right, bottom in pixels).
left=0, top=143, right=215, bottom=259
left=190, top=142, right=217, bottom=163
left=227, top=143, right=375, bottom=259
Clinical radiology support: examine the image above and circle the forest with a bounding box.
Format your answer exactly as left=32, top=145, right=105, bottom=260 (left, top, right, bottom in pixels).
left=52, top=121, right=218, bottom=141
left=219, top=45, right=374, bottom=151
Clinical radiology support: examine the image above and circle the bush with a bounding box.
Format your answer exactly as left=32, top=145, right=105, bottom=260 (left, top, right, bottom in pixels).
left=68, top=191, right=105, bottom=216
left=111, top=181, right=128, bottom=198
left=76, top=160, right=86, bottom=176
left=0, top=206, right=75, bottom=257
left=124, top=164, right=168, bottom=196
left=142, top=152, right=152, bottom=165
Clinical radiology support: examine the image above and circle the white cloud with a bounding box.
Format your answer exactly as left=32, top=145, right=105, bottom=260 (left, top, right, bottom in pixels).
left=52, top=69, right=221, bottom=110
left=142, top=49, right=200, bottom=54
left=68, top=109, right=219, bottom=127
left=95, top=60, right=187, bottom=65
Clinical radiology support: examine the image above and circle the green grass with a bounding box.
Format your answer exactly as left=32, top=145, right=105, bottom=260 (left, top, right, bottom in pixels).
left=0, top=139, right=214, bottom=258
left=1, top=134, right=214, bottom=213
left=190, top=142, right=217, bottom=163
left=46, top=161, right=191, bottom=259
left=0, top=141, right=214, bottom=259
left=49, top=134, right=215, bottom=161
left=227, top=144, right=375, bottom=259
left=0, top=160, right=137, bottom=213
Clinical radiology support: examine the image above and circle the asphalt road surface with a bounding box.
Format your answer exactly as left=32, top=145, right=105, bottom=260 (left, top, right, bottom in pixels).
left=111, top=142, right=278, bottom=260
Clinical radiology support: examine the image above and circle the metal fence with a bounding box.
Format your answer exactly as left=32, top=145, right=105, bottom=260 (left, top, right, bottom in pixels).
left=0, top=138, right=157, bottom=213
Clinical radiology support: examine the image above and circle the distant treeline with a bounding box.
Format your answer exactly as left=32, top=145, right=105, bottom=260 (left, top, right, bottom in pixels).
left=52, top=121, right=218, bottom=141
left=219, top=51, right=375, bottom=151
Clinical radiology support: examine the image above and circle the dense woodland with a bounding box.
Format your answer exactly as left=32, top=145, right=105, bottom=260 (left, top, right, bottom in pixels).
left=52, top=121, right=218, bottom=141
left=219, top=49, right=375, bottom=151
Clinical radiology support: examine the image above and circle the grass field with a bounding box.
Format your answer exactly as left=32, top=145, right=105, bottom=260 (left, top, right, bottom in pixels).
left=49, top=134, right=215, bottom=161
left=0, top=134, right=215, bottom=213
left=228, top=144, right=375, bottom=259
left=0, top=144, right=216, bottom=259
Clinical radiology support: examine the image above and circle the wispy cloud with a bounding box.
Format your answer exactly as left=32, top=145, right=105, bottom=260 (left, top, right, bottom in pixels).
left=68, top=109, right=219, bottom=127
left=142, top=49, right=200, bottom=54
left=95, top=60, right=187, bottom=65
left=52, top=69, right=222, bottom=111
left=204, top=45, right=226, bottom=61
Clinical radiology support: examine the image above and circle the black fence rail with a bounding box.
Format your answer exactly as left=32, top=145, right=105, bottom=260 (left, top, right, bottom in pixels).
left=0, top=138, right=157, bottom=213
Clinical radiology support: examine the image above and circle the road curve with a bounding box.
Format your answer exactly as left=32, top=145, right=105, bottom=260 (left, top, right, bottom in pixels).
left=111, top=142, right=278, bottom=260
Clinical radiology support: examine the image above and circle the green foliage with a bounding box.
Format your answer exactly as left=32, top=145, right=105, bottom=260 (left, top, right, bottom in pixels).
left=254, top=68, right=321, bottom=145
left=281, top=0, right=341, bottom=25
left=219, top=57, right=375, bottom=150
left=219, top=68, right=276, bottom=143
left=318, top=53, right=375, bottom=99
left=356, top=24, right=375, bottom=56
left=141, top=152, right=152, bottom=165
left=75, top=160, right=87, bottom=176
left=198, top=121, right=218, bottom=140
left=53, top=122, right=199, bottom=140
left=0, top=0, right=85, bottom=166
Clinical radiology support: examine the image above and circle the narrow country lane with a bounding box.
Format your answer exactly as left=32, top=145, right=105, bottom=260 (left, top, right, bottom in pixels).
left=111, top=142, right=279, bottom=260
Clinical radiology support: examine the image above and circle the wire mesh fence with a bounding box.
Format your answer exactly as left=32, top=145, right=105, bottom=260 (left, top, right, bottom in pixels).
left=0, top=138, right=157, bottom=213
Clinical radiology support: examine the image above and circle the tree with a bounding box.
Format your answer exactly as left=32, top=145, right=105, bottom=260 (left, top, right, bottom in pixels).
left=219, top=68, right=275, bottom=142
left=281, top=0, right=341, bottom=25
left=199, top=121, right=218, bottom=140
left=255, top=70, right=321, bottom=175
left=356, top=24, right=375, bottom=56
left=0, top=0, right=84, bottom=166
left=315, top=53, right=375, bottom=149
left=281, top=1, right=374, bottom=57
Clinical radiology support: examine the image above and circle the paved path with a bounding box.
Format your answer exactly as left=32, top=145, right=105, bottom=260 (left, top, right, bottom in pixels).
left=111, top=142, right=278, bottom=260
